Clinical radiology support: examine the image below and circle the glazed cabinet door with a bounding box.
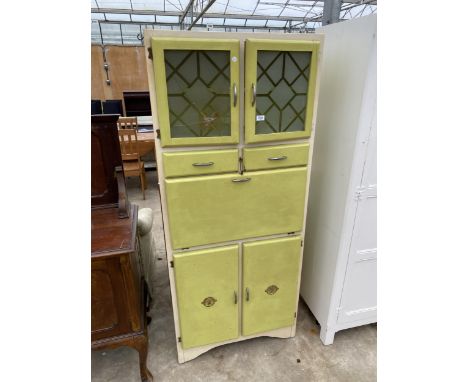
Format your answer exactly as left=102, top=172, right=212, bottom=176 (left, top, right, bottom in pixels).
left=242, top=236, right=302, bottom=336
left=173, top=245, right=239, bottom=349
left=244, top=39, right=320, bottom=144
left=165, top=167, right=307, bottom=249
left=151, top=38, right=240, bottom=147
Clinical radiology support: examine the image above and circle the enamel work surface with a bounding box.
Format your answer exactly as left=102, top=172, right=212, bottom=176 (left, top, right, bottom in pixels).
left=164, top=167, right=308, bottom=249
left=162, top=149, right=239, bottom=178
left=243, top=143, right=309, bottom=171
left=242, top=236, right=302, bottom=336
left=173, top=245, right=239, bottom=349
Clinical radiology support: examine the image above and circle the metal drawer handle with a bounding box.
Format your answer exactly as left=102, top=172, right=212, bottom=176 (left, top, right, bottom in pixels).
left=245, top=287, right=250, bottom=302
left=268, top=156, right=287, bottom=161
left=234, top=291, right=237, bottom=304
left=192, top=161, right=214, bottom=167
left=232, top=177, right=251, bottom=183
left=251, top=83, right=256, bottom=106
left=233, top=83, right=238, bottom=107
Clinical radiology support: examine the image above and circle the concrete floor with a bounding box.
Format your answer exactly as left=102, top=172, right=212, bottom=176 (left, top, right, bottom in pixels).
left=91, top=170, right=377, bottom=382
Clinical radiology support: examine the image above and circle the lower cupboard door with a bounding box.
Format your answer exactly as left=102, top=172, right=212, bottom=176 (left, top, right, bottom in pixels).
left=242, top=236, right=302, bottom=336
left=173, top=245, right=239, bottom=349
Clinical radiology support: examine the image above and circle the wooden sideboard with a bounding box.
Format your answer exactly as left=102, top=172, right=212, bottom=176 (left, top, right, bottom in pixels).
left=91, top=114, right=153, bottom=381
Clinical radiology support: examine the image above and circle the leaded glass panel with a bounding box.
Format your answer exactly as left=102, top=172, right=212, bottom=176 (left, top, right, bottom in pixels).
left=255, top=51, right=311, bottom=135
left=164, top=50, right=231, bottom=138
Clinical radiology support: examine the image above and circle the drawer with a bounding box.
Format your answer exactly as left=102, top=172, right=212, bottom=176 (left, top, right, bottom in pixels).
left=162, top=149, right=239, bottom=178
left=165, top=167, right=307, bottom=249
left=243, top=143, right=309, bottom=171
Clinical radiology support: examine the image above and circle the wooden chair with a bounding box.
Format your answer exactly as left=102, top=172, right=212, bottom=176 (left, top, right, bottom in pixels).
left=117, top=116, right=138, bottom=130
left=118, top=129, right=146, bottom=200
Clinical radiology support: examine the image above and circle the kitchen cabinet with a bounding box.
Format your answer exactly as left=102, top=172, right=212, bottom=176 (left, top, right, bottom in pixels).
left=145, top=30, right=323, bottom=363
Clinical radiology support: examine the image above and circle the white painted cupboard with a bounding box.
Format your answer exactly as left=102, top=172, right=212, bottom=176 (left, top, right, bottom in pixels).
left=300, top=15, right=377, bottom=345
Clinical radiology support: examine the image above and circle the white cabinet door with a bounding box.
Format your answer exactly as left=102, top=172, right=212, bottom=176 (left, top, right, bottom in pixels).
left=337, top=109, right=377, bottom=325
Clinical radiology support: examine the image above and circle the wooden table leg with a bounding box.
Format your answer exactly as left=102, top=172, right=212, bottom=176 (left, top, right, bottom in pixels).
left=134, top=334, right=153, bottom=382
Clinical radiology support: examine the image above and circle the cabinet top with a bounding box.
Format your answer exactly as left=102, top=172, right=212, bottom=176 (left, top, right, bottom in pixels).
left=91, top=204, right=138, bottom=256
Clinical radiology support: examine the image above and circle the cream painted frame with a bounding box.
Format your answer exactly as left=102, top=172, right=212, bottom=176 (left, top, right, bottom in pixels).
left=144, top=30, right=324, bottom=363
left=151, top=38, right=240, bottom=147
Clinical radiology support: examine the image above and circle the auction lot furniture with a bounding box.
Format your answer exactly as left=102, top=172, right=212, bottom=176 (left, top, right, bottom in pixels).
left=300, top=15, right=377, bottom=345
left=144, top=30, right=323, bottom=363
left=91, top=115, right=152, bottom=381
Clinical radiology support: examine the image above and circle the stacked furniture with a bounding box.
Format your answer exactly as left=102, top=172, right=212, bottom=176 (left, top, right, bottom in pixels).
left=300, top=15, right=377, bottom=345
left=91, top=115, right=153, bottom=381
left=144, top=30, right=323, bottom=363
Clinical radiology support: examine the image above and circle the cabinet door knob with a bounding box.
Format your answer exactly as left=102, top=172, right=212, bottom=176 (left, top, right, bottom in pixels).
left=232, top=177, right=251, bottom=183
left=192, top=161, right=214, bottom=167
left=268, top=156, right=287, bottom=161
left=245, top=287, right=250, bottom=302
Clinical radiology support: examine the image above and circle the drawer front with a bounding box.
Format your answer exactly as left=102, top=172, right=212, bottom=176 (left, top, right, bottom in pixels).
left=173, top=245, right=239, bottom=349
left=243, top=143, right=309, bottom=171
left=165, top=167, right=307, bottom=249
left=163, top=149, right=238, bottom=178
left=242, top=236, right=302, bottom=336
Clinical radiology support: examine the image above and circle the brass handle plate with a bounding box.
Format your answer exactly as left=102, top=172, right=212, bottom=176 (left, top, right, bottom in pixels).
left=268, top=156, right=287, bottom=161
left=245, top=287, right=250, bottom=301
left=232, top=177, right=251, bottom=183
left=233, top=83, right=238, bottom=107
left=192, top=161, right=214, bottom=167
left=251, top=83, right=256, bottom=107
left=265, top=285, right=279, bottom=295
left=201, top=297, right=217, bottom=307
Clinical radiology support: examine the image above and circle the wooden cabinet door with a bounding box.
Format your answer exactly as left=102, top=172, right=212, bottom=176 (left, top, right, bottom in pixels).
left=91, top=257, right=133, bottom=341
left=242, top=236, right=302, bottom=336
left=151, top=37, right=240, bottom=147
left=173, top=245, right=239, bottom=349
left=244, top=39, right=320, bottom=144
left=165, top=167, right=307, bottom=249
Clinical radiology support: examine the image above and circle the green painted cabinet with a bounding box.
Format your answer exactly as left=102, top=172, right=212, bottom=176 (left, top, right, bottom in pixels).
left=242, top=236, right=302, bottom=336
left=173, top=245, right=239, bottom=349
left=165, top=167, right=307, bottom=249
left=152, top=38, right=240, bottom=147
left=146, top=31, right=322, bottom=363
left=244, top=39, right=320, bottom=144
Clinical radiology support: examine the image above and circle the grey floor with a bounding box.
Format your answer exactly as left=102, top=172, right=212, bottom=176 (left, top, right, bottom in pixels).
left=91, top=170, right=377, bottom=382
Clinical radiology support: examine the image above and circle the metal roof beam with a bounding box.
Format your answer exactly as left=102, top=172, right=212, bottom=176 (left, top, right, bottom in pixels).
left=180, top=0, right=195, bottom=26
left=322, top=0, right=342, bottom=26
left=91, top=8, right=319, bottom=22
left=188, top=0, right=217, bottom=30
left=93, top=19, right=315, bottom=32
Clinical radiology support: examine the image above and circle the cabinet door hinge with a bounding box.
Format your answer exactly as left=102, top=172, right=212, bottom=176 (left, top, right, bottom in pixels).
left=170, top=261, right=174, bottom=268
left=156, top=129, right=161, bottom=139
left=294, top=312, right=297, bottom=318
left=178, top=337, right=182, bottom=343
left=147, top=47, right=153, bottom=60
left=301, top=240, right=303, bottom=247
